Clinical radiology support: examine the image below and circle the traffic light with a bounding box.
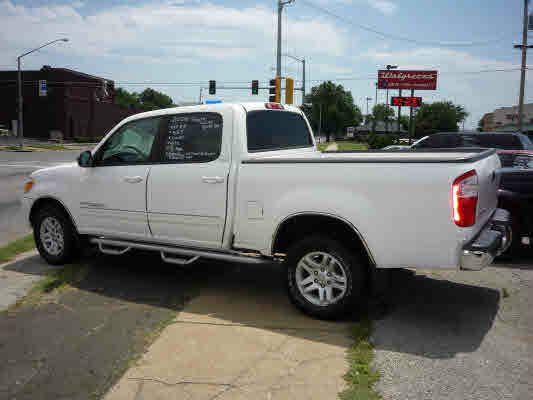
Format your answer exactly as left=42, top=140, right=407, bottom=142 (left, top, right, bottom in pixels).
left=251, top=80, right=259, bottom=95
left=285, top=77, right=294, bottom=105
left=209, top=80, right=216, bottom=95
left=269, top=78, right=281, bottom=103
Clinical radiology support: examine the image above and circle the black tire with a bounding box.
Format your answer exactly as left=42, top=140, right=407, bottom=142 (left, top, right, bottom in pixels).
left=33, top=205, right=79, bottom=265
left=500, top=213, right=522, bottom=258
left=286, top=235, right=366, bottom=320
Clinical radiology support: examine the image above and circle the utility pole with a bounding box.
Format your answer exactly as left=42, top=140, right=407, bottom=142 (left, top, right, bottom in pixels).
left=515, top=0, right=531, bottom=132
left=409, top=88, right=415, bottom=145
left=276, top=0, right=295, bottom=78
left=384, top=65, right=397, bottom=134
left=318, top=103, right=322, bottom=141
left=397, top=89, right=402, bottom=134
left=366, top=97, right=372, bottom=116
left=302, top=58, right=306, bottom=99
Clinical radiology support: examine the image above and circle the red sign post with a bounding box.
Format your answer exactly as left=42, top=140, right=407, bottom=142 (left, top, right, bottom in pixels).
left=378, top=70, right=438, bottom=90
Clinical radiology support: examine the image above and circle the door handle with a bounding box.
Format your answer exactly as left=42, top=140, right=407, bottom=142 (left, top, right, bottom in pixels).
left=202, top=176, right=225, bottom=184
left=123, top=176, right=143, bottom=184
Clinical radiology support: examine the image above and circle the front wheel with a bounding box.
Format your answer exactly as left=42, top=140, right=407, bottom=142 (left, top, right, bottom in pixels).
left=33, top=206, right=79, bottom=265
left=286, top=235, right=366, bottom=320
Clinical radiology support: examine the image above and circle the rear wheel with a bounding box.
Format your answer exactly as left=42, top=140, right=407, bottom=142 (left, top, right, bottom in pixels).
left=33, top=206, right=79, bottom=265
left=286, top=235, right=366, bottom=319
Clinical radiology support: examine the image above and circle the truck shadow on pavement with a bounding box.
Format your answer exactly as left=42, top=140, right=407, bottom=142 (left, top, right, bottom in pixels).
left=4, top=252, right=502, bottom=359
left=371, top=270, right=500, bottom=359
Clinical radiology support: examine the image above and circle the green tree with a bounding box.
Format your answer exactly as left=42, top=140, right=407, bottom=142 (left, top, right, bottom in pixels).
left=414, top=101, right=469, bottom=136
left=306, top=81, right=363, bottom=142
left=114, top=87, right=175, bottom=111
left=115, top=87, right=140, bottom=110
left=477, top=118, right=484, bottom=132
left=399, top=115, right=410, bottom=131
left=138, top=88, right=175, bottom=110
left=369, top=104, right=395, bottom=132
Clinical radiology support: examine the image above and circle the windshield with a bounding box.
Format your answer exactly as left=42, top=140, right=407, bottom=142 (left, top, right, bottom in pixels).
left=246, top=110, right=313, bottom=152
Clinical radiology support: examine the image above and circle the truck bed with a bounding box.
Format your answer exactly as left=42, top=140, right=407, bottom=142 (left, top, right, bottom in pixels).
left=243, top=148, right=496, bottom=164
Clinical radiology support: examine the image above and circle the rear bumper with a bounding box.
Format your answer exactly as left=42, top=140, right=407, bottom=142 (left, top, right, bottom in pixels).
left=460, top=208, right=511, bottom=271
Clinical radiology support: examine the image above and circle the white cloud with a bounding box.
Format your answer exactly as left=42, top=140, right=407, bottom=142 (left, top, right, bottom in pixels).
left=368, top=0, right=397, bottom=15
left=0, top=0, right=347, bottom=65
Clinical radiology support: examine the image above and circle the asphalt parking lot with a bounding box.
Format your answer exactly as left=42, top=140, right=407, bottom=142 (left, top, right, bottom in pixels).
left=0, top=251, right=532, bottom=400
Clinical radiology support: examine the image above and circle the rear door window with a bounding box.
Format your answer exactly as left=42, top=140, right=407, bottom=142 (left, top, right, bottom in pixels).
left=247, top=110, right=313, bottom=152
left=160, top=113, right=222, bottom=163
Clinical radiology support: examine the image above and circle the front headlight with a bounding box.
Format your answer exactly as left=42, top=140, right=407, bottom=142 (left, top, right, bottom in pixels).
left=23, top=178, right=34, bottom=193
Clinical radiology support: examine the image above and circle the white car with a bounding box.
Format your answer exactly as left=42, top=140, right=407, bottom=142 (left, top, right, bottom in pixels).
left=22, top=102, right=510, bottom=319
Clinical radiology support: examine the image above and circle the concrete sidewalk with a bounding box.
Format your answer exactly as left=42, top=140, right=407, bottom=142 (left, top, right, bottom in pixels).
left=104, top=263, right=353, bottom=400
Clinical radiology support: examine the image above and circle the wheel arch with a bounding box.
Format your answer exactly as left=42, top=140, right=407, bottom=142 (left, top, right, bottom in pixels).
left=29, top=196, right=79, bottom=234
left=271, top=212, right=375, bottom=266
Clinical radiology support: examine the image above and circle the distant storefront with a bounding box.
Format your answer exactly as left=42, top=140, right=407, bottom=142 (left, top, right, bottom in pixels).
left=481, top=103, right=533, bottom=134
left=0, top=66, right=139, bottom=140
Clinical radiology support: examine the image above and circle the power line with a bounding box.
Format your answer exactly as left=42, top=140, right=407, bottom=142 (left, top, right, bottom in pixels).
left=0, top=68, right=526, bottom=88
left=299, top=0, right=514, bottom=47
left=307, top=67, right=530, bottom=83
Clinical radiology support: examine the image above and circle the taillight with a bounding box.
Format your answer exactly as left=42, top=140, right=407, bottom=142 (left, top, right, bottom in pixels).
left=452, top=170, right=478, bottom=227
left=265, top=103, right=284, bottom=110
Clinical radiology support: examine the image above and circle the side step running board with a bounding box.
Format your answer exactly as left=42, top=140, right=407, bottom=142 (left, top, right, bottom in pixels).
left=90, top=237, right=272, bottom=265
left=160, top=252, right=199, bottom=266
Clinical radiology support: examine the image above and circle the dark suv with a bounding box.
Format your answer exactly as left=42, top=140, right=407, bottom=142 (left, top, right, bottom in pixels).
left=411, top=132, right=533, bottom=166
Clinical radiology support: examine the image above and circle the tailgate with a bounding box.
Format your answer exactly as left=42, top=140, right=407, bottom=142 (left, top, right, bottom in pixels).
left=474, top=152, right=501, bottom=226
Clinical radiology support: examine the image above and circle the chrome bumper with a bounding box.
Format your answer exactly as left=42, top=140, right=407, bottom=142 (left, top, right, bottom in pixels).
left=460, top=208, right=511, bottom=271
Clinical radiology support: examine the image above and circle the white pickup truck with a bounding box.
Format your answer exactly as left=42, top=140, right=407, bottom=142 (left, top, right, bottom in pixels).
left=22, top=102, right=510, bottom=318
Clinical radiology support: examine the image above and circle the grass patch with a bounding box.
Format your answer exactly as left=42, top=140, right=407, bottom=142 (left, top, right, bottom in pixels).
left=0, top=144, right=66, bottom=151
left=317, top=143, right=328, bottom=151
left=72, top=136, right=103, bottom=143
left=339, top=320, right=381, bottom=400
left=337, top=142, right=368, bottom=151
left=28, top=143, right=67, bottom=151
left=0, top=146, right=30, bottom=152
left=317, top=141, right=369, bottom=152
left=30, top=264, right=88, bottom=295
left=0, top=234, right=36, bottom=264
left=12, top=263, right=89, bottom=309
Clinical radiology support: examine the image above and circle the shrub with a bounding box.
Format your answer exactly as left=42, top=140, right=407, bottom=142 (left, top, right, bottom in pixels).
left=367, top=133, right=398, bottom=149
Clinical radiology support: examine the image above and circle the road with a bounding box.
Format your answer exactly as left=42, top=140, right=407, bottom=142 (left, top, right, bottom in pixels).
left=0, top=150, right=83, bottom=246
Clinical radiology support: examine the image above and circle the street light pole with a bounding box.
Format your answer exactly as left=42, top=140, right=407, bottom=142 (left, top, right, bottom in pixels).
left=365, top=97, right=372, bottom=116
left=276, top=0, right=295, bottom=78
left=17, top=38, right=69, bottom=148
left=17, top=57, right=22, bottom=148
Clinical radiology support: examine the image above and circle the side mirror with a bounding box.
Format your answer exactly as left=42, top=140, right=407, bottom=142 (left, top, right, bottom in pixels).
left=78, top=150, right=94, bottom=168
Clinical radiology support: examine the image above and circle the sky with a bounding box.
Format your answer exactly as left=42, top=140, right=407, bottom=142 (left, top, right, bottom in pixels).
left=0, top=0, right=530, bottom=129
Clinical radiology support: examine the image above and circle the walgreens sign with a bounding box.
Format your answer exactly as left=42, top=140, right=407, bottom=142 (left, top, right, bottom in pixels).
left=377, top=70, right=438, bottom=90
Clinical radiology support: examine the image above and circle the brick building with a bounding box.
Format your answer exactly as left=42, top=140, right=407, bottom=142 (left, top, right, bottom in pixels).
left=0, top=66, right=139, bottom=140
left=480, top=103, right=533, bottom=133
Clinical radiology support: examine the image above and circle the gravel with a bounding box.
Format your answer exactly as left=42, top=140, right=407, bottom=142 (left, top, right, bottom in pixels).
left=372, top=261, right=533, bottom=400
